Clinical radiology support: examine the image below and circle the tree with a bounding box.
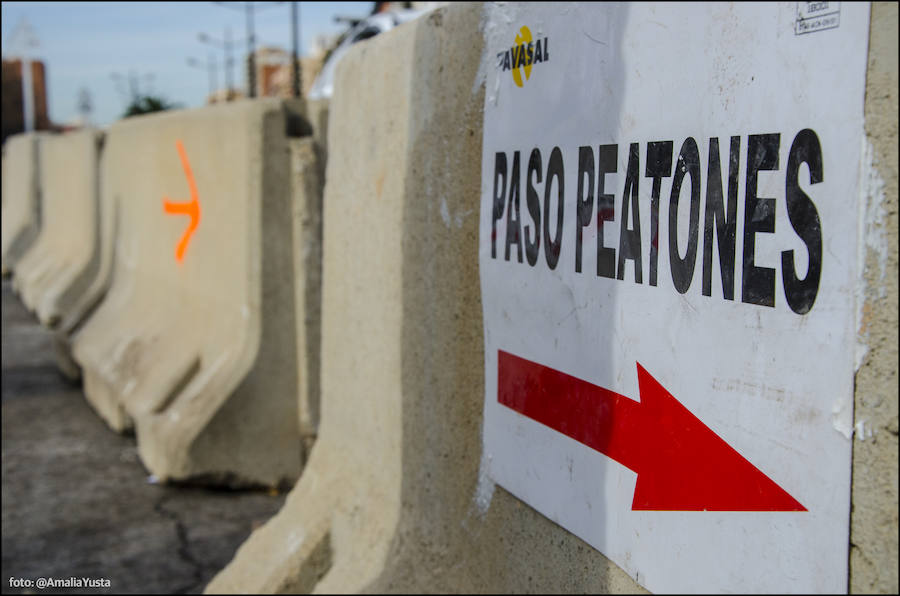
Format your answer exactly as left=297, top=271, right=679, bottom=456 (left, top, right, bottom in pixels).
left=122, top=95, right=180, bottom=118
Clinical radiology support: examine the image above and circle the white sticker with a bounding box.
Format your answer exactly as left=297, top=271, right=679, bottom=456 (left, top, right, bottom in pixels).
left=479, top=3, right=870, bottom=593
left=795, top=1, right=841, bottom=35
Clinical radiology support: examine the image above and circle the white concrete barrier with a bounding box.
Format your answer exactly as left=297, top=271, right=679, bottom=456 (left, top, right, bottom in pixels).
left=208, top=5, right=640, bottom=592
left=289, top=137, right=324, bottom=451
left=71, top=99, right=307, bottom=487
left=1, top=133, right=43, bottom=276
left=14, top=130, right=103, bottom=326
left=211, top=2, right=898, bottom=593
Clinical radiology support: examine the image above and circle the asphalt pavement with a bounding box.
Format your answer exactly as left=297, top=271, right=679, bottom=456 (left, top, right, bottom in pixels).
left=1, top=278, right=286, bottom=594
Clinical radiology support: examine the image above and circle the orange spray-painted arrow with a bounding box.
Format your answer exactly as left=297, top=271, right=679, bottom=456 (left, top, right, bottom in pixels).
left=162, top=140, right=201, bottom=263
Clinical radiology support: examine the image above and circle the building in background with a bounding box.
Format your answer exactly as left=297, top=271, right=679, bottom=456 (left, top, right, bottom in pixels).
left=244, top=46, right=324, bottom=100
left=2, top=58, right=52, bottom=145
left=255, top=47, right=292, bottom=98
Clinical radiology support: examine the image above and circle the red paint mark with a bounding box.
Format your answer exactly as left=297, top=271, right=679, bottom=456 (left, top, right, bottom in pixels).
left=497, top=350, right=806, bottom=511
left=162, top=140, right=201, bottom=263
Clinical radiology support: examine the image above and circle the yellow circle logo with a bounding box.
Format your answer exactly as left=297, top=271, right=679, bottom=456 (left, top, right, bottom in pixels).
left=498, top=26, right=548, bottom=88
left=512, top=26, right=533, bottom=87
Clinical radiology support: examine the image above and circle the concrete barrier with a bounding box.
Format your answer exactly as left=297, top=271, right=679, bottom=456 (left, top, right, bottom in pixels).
left=851, top=2, right=898, bottom=592
left=70, top=99, right=307, bottom=487
left=212, top=2, right=897, bottom=593
left=49, top=129, right=126, bottom=383
left=1, top=133, right=43, bottom=276
left=208, top=5, right=641, bottom=592
left=305, top=99, right=329, bottom=163
left=289, top=137, right=324, bottom=452
left=13, top=129, right=103, bottom=327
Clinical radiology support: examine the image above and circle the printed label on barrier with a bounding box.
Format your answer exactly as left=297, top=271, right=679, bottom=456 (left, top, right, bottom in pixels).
left=795, top=1, right=841, bottom=34
left=478, top=3, right=870, bottom=593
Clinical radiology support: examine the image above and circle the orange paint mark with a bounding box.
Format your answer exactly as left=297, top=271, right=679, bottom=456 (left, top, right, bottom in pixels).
left=162, top=140, right=201, bottom=263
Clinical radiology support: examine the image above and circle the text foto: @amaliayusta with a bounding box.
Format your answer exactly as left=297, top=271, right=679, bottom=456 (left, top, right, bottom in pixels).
left=9, top=577, right=112, bottom=589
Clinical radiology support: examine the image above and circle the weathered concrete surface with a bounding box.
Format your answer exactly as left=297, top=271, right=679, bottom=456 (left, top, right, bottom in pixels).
left=851, top=2, right=899, bottom=593
left=14, top=129, right=103, bottom=327
left=305, top=99, right=329, bottom=164
left=71, top=100, right=304, bottom=487
left=209, top=5, right=642, bottom=593
left=50, top=128, right=122, bottom=384
left=1, top=278, right=286, bottom=594
left=289, top=138, right=323, bottom=449
left=1, top=134, right=42, bottom=276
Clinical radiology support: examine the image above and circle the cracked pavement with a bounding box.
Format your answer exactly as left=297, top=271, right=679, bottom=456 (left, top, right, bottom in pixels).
left=1, top=279, right=286, bottom=594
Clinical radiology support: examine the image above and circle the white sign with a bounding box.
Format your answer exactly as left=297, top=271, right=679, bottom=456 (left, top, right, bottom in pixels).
left=479, top=3, right=870, bottom=593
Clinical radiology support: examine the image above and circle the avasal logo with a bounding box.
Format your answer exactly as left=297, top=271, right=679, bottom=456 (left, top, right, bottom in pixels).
left=497, top=26, right=549, bottom=87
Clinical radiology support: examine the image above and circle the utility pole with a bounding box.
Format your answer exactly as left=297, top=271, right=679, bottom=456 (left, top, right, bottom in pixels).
left=246, top=2, right=256, bottom=97
left=212, top=2, right=285, bottom=99
left=291, top=2, right=301, bottom=98
left=209, top=53, right=218, bottom=98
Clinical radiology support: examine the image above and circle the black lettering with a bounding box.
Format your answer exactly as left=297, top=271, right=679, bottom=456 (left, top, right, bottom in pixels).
left=544, top=147, right=565, bottom=270
left=702, top=136, right=740, bottom=299
left=617, top=143, right=642, bottom=283
left=491, top=152, right=507, bottom=259
left=597, top=144, right=618, bottom=279
left=782, top=129, right=823, bottom=314
left=645, top=141, right=673, bottom=286
left=543, top=37, right=549, bottom=61
left=668, top=138, right=702, bottom=294
left=742, top=133, right=780, bottom=307
left=511, top=46, right=519, bottom=69
left=575, top=146, right=595, bottom=273
left=525, top=148, right=542, bottom=266
left=534, top=40, right=543, bottom=64
left=502, top=50, right=510, bottom=71
left=527, top=42, right=534, bottom=66
left=505, top=151, right=523, bottom=262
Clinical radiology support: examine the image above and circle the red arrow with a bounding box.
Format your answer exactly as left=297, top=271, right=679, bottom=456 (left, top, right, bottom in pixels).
left=497, top=350, right=806, bottom=511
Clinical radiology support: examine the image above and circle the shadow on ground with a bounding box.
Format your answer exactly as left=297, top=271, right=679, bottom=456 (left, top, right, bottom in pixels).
left=1, top=279, right=286, bottom=594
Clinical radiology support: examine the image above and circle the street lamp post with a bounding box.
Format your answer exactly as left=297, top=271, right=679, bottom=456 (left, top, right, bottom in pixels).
left=198, top=28, right=238, bottom=100
left=187, top=54, right=218, bottom=100
left=225, top=27, right=233, bottom=97
left=7, top=18, right=40, bottom=132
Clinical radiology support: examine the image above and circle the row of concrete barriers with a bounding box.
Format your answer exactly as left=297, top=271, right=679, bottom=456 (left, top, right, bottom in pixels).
left=1, top=96, right=325, bottom=488
left=1, top=3, right=897, bottom=593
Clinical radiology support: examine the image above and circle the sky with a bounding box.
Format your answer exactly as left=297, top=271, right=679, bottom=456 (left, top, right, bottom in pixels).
left=1, top=1, right=373, bottom=127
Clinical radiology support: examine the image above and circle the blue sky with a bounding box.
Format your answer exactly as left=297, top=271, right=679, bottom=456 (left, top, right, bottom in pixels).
left=1, top=1, right=373, bottom=126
